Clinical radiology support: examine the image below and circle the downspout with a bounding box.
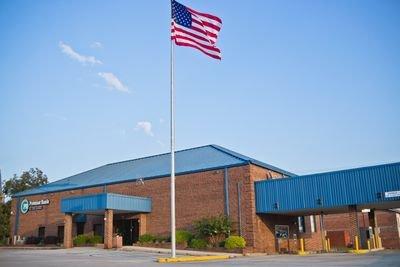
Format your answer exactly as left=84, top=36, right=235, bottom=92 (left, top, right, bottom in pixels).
left=223, top=168, right=230, bottom=217
left=237, top=182, right=243, bottom=236
left=14, top=197, right=21, bottom=237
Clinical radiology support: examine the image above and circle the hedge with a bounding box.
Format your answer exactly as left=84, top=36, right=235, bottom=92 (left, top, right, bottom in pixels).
left=44, top=236, right=58, bottom=245
left=73, top=234, right=102, bottom=246
left=176, top=230, right=193, bottom=245
left=189, top=238, right=207, bottom=249
left=138, top=234, right=156, bottom=244
left=224, top=236, right=246, bottom=250
left=25, top=236, right=43, bottom=245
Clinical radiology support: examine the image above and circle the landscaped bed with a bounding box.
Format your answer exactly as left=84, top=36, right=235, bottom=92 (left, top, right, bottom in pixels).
left=135, top=215, right=245, bottom=254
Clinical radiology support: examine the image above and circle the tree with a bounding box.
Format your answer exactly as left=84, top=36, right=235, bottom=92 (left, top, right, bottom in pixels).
left=0, top=201, right=11, bottom=244
left=0, top=168, right=48, bottom=243
left=3, top=168, right=48, bottom=197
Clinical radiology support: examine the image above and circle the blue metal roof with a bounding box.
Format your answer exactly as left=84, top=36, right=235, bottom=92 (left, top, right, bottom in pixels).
left=61, top=193, right=152, bottom=214
left=14, top=144, right=294, bottom=197
left=255, top=162, right=400, bottom=215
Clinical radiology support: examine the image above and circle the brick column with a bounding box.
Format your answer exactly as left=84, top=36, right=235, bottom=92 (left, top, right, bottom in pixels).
left=348, top=205, right=359, bottom=248
left=63, top=213, right=73, bottom=248
left=139, top=214, right=147, bottom=236
left=104, top=209, right=113, bottom=249
left=368, top=209, right=380, bottom=248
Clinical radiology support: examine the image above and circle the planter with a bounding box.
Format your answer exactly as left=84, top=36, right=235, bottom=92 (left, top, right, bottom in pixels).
left=113, top=235, right=123, bottom=248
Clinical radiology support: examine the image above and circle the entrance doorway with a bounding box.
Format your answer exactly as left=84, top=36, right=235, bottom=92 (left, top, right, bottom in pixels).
left=57, top=226, right=64, bottom=244
left=76, top=222, right=85, bottom=235
left=114, top=219, right=139, bottom=245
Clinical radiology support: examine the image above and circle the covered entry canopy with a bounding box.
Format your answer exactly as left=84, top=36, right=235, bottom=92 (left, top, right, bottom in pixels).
left=255, top=162, right=400, bottom=216
left=61, top=193, right=152, bottom=214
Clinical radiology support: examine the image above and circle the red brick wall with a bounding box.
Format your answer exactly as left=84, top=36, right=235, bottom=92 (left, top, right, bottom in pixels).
left=376, top=211, right=400, bottom=249
left=10, top=186, right=103, bottom=238
left=300, top=215, right=324, bottom=251
left=106, top=167, right=234, bottom=235
left=247, top=164, right=285, bottom=252
left=11, top=165, right=270, bottom=249
left=323, top=210, right=400, bottom=249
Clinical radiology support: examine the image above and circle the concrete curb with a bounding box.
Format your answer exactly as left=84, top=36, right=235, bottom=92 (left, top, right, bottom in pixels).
left=157, top=255, right=230, bottom=263
left=0, top=246, right=62, bottom=250
left=120, top=246, right=242, bottom=257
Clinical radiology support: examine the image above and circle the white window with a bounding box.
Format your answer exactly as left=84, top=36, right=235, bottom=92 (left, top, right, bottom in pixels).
left=298, top=216, right=306, bottom=233
left=310, top=215, right=316, bottom=233
left=396, top=213, right=400, bottom=238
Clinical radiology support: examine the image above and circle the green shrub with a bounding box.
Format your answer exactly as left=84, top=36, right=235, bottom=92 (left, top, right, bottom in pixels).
left=224, top=236, right=246, bottom=250
left=154, top=236, right=168, bottom=243
left=72, top=234, right=102, bottom=246
left=176, top=230, right=193, bottom=245
left=44, top=236, right=58, bottom=245
left=25, top=236, right=42, bottom=245
left=139, top=234, right=156, bottom=244
left=194, top=215, right=232, bottom=247
left=189, top=238, right=207, bottom=249
left=73, top=235, right=87, bottom=246
left=88, top=235, right=102, bottom=244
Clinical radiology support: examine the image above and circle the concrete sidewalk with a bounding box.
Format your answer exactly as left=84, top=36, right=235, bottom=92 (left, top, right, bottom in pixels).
left=120, top=245, right=242, bottom=257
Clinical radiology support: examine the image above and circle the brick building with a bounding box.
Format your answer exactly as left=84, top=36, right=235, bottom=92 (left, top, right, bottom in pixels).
left=9, top=145, right=400, bottom=252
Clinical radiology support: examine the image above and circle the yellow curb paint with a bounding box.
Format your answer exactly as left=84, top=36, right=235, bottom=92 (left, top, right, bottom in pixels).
left=349, top=249, right=369, bottom=254
left=298, top=251, right=310, bottom=256
left=157, top=255, right=230, bottom=263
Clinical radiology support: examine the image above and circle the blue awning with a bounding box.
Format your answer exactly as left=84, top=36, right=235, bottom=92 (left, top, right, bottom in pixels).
left=61, top=193, right=152, bottom=214
left=255, top=162, right=400, bottom=215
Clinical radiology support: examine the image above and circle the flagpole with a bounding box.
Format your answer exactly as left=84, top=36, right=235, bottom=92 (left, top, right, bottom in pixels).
left=170, top=14, right=177, bottom=258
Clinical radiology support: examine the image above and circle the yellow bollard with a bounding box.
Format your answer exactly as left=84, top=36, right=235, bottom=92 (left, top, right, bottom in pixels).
left=372, top=235, right=376, bottom=249
left=298, top=238, right=309, bottom=255
left=367, top=240, right=371, bottom=251
left=355, top=236, right=359, bottom=251
left=324, top=239, right=328, bottom=252
left=327, top=238, right=331, bottom=252
left=378, top=236, right=382, bottom=248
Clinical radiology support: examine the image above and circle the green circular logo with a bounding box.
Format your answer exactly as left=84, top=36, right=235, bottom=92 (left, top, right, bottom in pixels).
left=20, top=199, right=29, bottom=214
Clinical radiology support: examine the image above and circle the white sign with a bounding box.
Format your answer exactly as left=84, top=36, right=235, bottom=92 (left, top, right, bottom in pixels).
left=384, top=191, right=400, bottom=198
left=20, top=198, right=50, bottom=214
left=30, top=199, right=50, bottom=206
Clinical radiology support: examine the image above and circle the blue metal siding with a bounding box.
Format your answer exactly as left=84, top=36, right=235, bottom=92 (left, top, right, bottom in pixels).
left=255, top=162, right=400, bottom=213
left=106, top=193, right=151, bottom=212
left=61, top=193, right=152, bottom=213
left=61, top=193, right=107, bottom=213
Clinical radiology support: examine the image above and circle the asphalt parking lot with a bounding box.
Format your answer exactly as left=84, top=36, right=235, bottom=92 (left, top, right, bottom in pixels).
left=0, top=248, right=399, bottom=267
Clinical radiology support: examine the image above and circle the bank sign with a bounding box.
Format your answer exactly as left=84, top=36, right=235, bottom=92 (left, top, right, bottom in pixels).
left=20, top=199, right=50, bottom=214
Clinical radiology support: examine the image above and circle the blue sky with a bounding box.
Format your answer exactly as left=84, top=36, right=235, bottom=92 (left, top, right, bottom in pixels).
left=0, top=0, right=399, bottom=183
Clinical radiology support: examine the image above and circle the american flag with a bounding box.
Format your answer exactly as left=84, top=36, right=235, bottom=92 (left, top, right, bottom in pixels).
left=171, top=0, right=222, bottom=60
